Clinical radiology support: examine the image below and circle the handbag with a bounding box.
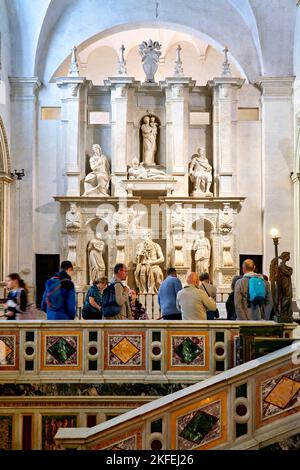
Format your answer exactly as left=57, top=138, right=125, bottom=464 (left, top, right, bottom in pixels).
left=202, top=283, right=219, bottom=320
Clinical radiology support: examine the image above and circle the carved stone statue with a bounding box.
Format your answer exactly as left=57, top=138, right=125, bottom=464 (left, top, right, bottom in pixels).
left=223, top=243, right=233, bottom=266
left=134, top=233, right=164, bottom=294
left=128, top=158, right=171, bottom=180
left=277, top=251, right=293, bottom=322
left=140, top=115, right=158, bottom=166
left=171, top=203, right=185, bottom=234
left=219, top=203, right=233, bottom=234
left=189, top=147, right=213, bottom=197
left=139, top=39, right=162, bottom=83
left=66, top=203, right=81, bottom=230
left=194, top=231, right=211, bottom=274
left=83, top=144, right=110, bottom=196
left=88, top=232, right=106, bottom=283
left=111, top=203, right=130, bottom=233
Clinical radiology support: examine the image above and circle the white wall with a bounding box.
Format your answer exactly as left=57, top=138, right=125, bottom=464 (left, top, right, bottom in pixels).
left=0, top=0, right=11, bottom=142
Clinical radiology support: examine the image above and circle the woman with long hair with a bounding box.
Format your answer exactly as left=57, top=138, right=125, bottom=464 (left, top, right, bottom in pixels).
left=5, top=273, right=28, bottom=320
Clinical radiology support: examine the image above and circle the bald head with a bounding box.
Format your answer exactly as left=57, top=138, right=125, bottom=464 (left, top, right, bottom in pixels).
left=186, top=272, right=199, bottom=287
left=242, top=259, right=255, bottom=273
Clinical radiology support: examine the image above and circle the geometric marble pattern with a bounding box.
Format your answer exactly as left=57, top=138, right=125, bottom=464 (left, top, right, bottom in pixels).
left=0, top=416, right=12, bottom=449
left=42, top=415, right=77, bottom=450
left=168, top=332, right=209, bottom=371
left=41, top=332, right=82, bottom=370
left=88, top=428, right=143, bottom=450
left=0, top=333, right=18, bottom=370
left=260, top=367, right=300, bottom=422
left=171, top=391, right=227, bottom=450
left=104, top=331, right=146, bottom=370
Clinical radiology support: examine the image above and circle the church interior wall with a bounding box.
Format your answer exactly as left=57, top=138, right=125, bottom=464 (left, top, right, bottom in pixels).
left=0, top=0, right=11, bottom=141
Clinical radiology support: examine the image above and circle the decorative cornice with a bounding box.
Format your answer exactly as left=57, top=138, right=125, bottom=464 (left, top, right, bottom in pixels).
left=207, top=77, right=245, bottom=89
left=256, top=76, right=295, bottom=97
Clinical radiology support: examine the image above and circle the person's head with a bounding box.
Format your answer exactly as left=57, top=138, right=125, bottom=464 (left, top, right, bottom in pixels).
left=96, top=232, right=102, bottom=240
left=114, top=263, right=128, bottom=281
left=131, top=157, right=139, bottom=168
left=129, top=288, right=138, bottom=303
left=279, top=251, right=290, bottom=262
left=167, top=267, right=177, bottom=277
left=199, top=230, right=205, bottom=239
left=143, top=116, right=150, bottom=124
left=186, top=272, right=199, bottom=287
left=6, top=273, right=28, bottom=292
left=94, top=276, right=108, bottom=291
left=60, top=260, right=74, bottom=275
left=92, top=144, right=101, bottom=156
left=231, top=275, right=242, bottom=291
left=150, top=116, right=155, bottom=123
left=199, top=272, right=210, bottom=283
left=242, top=259, right=255, bottom=274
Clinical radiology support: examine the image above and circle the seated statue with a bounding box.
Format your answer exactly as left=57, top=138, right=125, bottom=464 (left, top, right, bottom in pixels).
left=83, top=144, right=110, bottom=196
left=189, top=147, right=213, bottom=196
left=128, top=158, right=172, bottom=180
left=134, top=233, right=164, bottom=294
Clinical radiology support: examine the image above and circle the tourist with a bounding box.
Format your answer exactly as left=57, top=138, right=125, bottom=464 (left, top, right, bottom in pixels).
left=176, top=272, right=216, bottom=320
left=225, top=275, right=242, bottom=320
left=158, top=267, right=183, bottom=320
left=82, top=277, right=108, bottom=320
left=129, top=289, right=149, bottom=320
left=102, top=264, right=132, bottom=320
left=5, top=273, right=28, bottom=320
left=199, top=272, right=219, bottom=319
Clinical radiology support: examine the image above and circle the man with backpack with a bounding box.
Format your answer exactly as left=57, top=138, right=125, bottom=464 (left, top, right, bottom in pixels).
left=101, top=263, right=132, bottom=320
left=234, top=259, right=273, bottom=320
left=41, top=260, right=76, bottom=320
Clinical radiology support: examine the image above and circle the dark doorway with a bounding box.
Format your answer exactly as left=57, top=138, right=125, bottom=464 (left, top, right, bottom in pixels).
left=35, top=254, right=60, bottom=307
left=239, top=255, right=263, bottom=276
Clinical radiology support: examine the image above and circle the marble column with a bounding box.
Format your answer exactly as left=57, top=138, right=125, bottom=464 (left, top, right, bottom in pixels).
left=164, top=78, right=195, bottom=196
left=257, top=77, right=294, bottom=276
left=107, top=77, right=134, bottom=196
left=208, top=77, right=244, bottom=196
left=292, top=173, right=300, bottom=300
left=55, top=76, right=86, bottom=196
left=9, top=77, right=41, bottom=285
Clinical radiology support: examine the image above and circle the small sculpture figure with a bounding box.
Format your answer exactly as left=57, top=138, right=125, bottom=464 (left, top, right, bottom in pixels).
left=219, top=203, right=233, bottom=234
left=134, top=232, right=164, bottom=294
left=194, top=231, right=211, bottom=274
left=83, top=144, right=110, bottom=196
left=221, top=46, right=231, bottom=77
left=174, top=44, right=184, bottom=77
left=140, top=115, right=158, bottom=166
left=88, top=232, right=106, bottom=283
left=65, top=203, right=81, bottom=230
left=117, top=44, right=127, bottom=75
left=277, top=251, right=293, bottom=322
left=128, top=158, right=171, bottom=180
left=171, top=203, right=185, bottom=233
left=189, top=147, right=213, bottom=197
left=139, top=39, right=162, bottom=83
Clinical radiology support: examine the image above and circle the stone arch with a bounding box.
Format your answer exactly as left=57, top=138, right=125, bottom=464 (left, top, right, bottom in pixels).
left=0, top=115, right=12, bottom=283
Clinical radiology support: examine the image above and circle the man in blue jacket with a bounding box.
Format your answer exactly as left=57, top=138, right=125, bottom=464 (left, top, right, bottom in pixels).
left=158, top=267, right=183, bottom=320
left=42, top=260, right=76, bottom=320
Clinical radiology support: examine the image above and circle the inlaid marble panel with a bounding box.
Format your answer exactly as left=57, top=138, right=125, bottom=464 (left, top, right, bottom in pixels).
left=104, top=331, right=145, bottom=370
left=42, top=415, right=77, bottom=450
left=257, top=366, right=300, bottom=427
left=0, top=416, right=12, bottom=449
left=89, top=428, right=142, bottom=450
left=170, top=391, right=227, bottom=450
left=41, top=331, right=82, bottom=370
left=167, top=331, right=209, bottom=371
left=0, top=332, right=18, bottom=370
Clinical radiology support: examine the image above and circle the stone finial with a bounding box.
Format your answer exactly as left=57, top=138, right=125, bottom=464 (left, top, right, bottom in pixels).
left=221, top=46, right=231, bottom=77
left=68, top=45, right=80, bottom=77
left=117, top=44, right=127, bottom=75
left=173, top=44, right=184, bottom=77
left=139, top=39, right=162, bottom=83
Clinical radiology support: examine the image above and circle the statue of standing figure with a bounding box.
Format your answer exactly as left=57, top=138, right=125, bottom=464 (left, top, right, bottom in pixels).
left=189, top=147, right=213, bottom=196
left=88, top=232, right=106, bottom=283
left=194, top=231, right=211, bottom=275
left=140, top=115, right=158, bottom=166
left=83, top=144, right=110, bottom=196
left=277, top=251, right=293, bottom=322
left=135, top=233, right=164, bottom=294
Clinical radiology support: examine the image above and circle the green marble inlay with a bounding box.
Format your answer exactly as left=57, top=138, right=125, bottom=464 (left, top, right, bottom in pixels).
left=175, top=338, right=202, bottom=363
left=47, top=338, right=76, bottom=363
left=180, top=411, right=218, bottom=444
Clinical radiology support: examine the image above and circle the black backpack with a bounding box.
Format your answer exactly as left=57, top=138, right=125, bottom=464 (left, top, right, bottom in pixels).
left=101, top=282, right=122, bottom=318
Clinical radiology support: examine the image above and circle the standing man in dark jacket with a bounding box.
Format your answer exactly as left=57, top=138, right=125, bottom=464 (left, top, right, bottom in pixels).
left=42, top=260, right=76, bottom=320
left=158, top=268, right=183, bottom=320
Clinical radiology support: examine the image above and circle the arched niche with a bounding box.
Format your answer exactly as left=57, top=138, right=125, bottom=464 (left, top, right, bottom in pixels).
left=191, top=218, right=215, bottom=279
left=0, top=115, right=12, bottom=283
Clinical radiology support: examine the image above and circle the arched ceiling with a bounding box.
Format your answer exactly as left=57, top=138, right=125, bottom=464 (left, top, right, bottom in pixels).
left=4, top=0, right=298, bottom=83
